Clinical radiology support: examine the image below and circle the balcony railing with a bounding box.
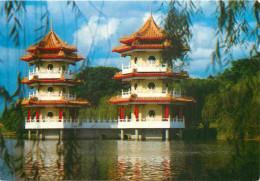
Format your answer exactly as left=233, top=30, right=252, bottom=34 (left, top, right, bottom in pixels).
left=122, top=63, right=184, bottom=74
left=29, top=92, right=76, bottom=100
left=25, top=115, right=185, bottom=129
left=121, top=89, right=181, bottom=98
left=122, top=63, right=167, bottom=74
left=118, top=116, right=184, bottom=122
left=29, top=69, right=75, bottom=80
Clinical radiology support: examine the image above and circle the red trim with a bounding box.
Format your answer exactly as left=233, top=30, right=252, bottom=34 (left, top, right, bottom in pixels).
left=59, top=109, right=63, bottom=121
left=20, top=55, right=84, bottom=61
left=165, top=105, right=169, bottom=119
left=109, top=97, right=195, bottom=104
left=36, top=109, right=39, bottom=121
left=120, top=106, right=124, bottom=120
left=120, top=36, right=166, bottom=44
left=21, top=79, right=80, bottom=85
left=22, top=102, right=89, bottom=106
left=113, top=72, right=189, bottom=79
left=28, top=109, right=31, bottom=120
left=133, top=99, right=171, bottom=102
left=135, top=105, right=139, bottom=120
left=112, top=45, right=169, bottom=53
left=27, top=47, right=77, bottom=53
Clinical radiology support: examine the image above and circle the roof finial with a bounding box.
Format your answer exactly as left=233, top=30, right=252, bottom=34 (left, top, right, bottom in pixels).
left=50, top=19, right=53, bottom=31
left=150, top=4, right=152, bottom=17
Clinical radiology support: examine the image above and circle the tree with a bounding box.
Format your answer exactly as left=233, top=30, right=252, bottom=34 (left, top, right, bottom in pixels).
left=202, top=56, right=260, bottom=139
left=72, top=66, right=127, bottom=106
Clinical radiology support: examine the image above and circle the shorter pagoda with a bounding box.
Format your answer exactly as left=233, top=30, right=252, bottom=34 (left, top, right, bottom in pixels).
left=20, top=26, right=90, bottom=139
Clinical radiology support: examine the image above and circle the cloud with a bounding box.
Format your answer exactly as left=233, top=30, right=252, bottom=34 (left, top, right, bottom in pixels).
left=89, top=57, right=130, bottom=68
left=190, top=24, right=216, bottom=50
left=74, top=16, right=119, bottom=51
left=142, top=12, right=164, bottom=27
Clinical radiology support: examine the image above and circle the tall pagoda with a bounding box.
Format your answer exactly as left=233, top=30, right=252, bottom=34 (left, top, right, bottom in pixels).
left=20, top=26, right=90, bottom=139
left=109, top=11, right=195, bottom=140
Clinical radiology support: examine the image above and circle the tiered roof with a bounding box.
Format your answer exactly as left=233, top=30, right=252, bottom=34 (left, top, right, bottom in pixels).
left=108, top=95, right=196, bottom=104
left=21, top=77, right=82, bottom=85
left=113, top=70, right=189, bottom=80
left=20, top=97, right=90, bottom=107
left=20, top=29, right=83, bottom=63
left=112, top=14, right=170, bottom=55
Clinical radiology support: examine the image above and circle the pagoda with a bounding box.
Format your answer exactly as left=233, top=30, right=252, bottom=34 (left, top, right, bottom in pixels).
left=20, top=25, right=90, bottom=139
left=109, top=11, right=195, bottom=140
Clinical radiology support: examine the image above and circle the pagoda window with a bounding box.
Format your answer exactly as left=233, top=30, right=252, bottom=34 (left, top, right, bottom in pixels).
left=63, top=87, right=66, bottom=93
left=62, top=65, right=66, bottom=71
left=63, top=112, right=66, bottom=118
left=148, top=56, right=156, bottom=64
left=134, top=83, right=138, bottom=90
left=47, top=64, right=53, bottom=70
left=47, top=112, right=53, bottom=118
left=47, top=87, right=54, bottom=93
left=134, top=57, right=138, bottom=64
left=166, top=83, right=169, bottom=89
left=148, top=110, right=155, bottom=117
left=148, top=82, right=155, bottom=90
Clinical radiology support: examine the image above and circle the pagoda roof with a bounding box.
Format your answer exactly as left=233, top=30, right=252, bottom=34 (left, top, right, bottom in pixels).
left=21, top=29, right=84, bottom=63
left=20, top=97, right=90, bottom=107
left=112, top=40, right=170, bottom=53
left=113, top=70, right=189, bottom=80
left=112, top=14, right=169, bottom=54
left=21, top=77, right=82, bottom=85
left=20, top=50, right=84, bottom=62
left=26, top=30, right=77, bottom=52
left=108, top=95, right=195, bottom=104
left=119, top=15, right=167, bottom=44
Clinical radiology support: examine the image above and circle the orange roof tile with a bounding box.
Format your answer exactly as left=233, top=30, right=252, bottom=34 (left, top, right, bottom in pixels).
left=108, top=95, right=195, bottom=104
left=112, top=14, right=170, bottom=54
left=27, top=30, right=77, bottom=52
left=21, top=29, right=83, bottom=62
left=113, top=71, right=189, bottom=79
left=119, top=15, right=167, bottom=44
left=21, top=97, right=90, bottom=107
left=20, top=52, right=83, bottom=62
left=21, top=77, right=81, bottom=85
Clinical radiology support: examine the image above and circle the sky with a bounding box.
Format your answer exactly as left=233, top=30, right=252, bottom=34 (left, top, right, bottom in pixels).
left=0, top=0, right=258, bottom=112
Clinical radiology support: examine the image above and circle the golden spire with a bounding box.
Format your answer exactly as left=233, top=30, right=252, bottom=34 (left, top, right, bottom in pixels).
left=50, top=19, right=53, bottom=31
left=150, top=4, right=152, bottom=17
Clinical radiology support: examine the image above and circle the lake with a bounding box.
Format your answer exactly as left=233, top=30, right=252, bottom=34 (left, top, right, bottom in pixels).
left=0, top=139, right=259, bottom=180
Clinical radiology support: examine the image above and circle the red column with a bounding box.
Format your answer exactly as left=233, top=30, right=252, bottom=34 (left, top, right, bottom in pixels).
left=120, top=106, right=124, bottom=120
left=59, top=109, right=63, bottom=122
left=73, top=109, right=77, bottom=122
left=28, top=109, right=31, bottom=121
left=135, top=105, right=139, bottom=121
left=165, top=105, right=169, bottom=120
left=179, top=107, right=182, bottom=121
left=36, top=109, right=39, bottom=122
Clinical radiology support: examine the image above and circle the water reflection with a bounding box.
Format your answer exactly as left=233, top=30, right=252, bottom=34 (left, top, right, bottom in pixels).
left=1, top=139, right=259, bottom=180
left=117, top=141, right=173, bottom=180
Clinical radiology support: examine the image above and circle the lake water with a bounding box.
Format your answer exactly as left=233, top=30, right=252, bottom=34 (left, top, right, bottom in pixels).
left=0, top=139, right=259, bottom=180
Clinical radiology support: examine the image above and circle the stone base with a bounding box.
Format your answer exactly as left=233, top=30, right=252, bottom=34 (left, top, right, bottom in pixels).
left=27, top=128, right=184, bottom=140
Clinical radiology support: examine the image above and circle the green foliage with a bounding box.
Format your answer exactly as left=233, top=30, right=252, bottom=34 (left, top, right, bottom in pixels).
left=178, top=55, right=259, bottom=139
left=163, top=1, right=195, bottom=66
left=72, top=66, right=127, bottom=106
left=79, top=95, right=131, bottom=120
left=202, top=56, right=260, bottom=139
left=0, top=104, right=27, bottom=133
left=178, top=77, right=219, bottom=127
